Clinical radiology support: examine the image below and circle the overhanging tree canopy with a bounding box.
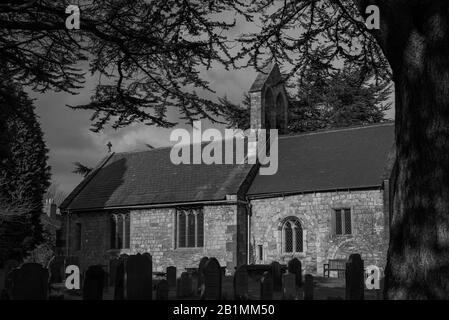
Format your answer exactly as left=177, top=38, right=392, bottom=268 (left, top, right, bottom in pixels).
left=2, top=0, right=449, bottom=299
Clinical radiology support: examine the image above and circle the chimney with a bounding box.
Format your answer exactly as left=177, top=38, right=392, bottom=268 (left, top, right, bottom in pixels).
left=45, top=198, right=58, bottom=219
left=248, top=63, right=288, bottom=134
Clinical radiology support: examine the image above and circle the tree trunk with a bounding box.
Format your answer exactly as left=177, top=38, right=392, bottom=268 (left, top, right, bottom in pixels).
left=381, top=1, right=449, bottom=299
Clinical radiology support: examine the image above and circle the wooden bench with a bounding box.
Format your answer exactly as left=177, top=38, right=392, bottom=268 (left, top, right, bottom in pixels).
left=323, top=259, right=346, bottom=278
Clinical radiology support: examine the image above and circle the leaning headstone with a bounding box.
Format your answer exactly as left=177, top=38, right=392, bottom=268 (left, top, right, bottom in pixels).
left=233, top=265, right=249, bottom=300
left=304, top=274, right=314, bottom=300
left=9, top=263, right=48, bottom=300
left=282, top=272, right=296, bottom=300
left=287, top=258, right=302, bottom=287
left=179, top=272, right=192, bottom=298
left=166, top=266, right=177, bottom=288
left=83, top=265, right=105, bottom=300
left=201, top=258, right=222, bottom=300
left=125, top=253, right=153, bottom=300
left=156, top=280, right=169, bottom=300
left=270, top=261, right=282, bottom=292
left=198, top=256, right=209, bottom=290
left=260, top=271, right=273, bottom=300
left=345, top=254, right=364, bottom=300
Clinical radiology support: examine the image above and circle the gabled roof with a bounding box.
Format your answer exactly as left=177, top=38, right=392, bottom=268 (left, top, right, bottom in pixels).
left=60, top=122, right=395, bottom=211
left=249, top=63, right=283, bottom=92
left=248, top=122, right=395, bottom=197
left=60, top=144, right=254, bottom=211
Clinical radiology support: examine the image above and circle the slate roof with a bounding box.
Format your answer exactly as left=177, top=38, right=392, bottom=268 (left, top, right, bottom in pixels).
left=61, top=122, right=395, bottom=211
left=60, top=144, right=254, bottom=211
left=248, top=122, right=395, bottom=197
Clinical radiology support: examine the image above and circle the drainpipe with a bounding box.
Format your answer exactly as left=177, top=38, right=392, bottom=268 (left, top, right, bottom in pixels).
left=246, top=199, right=252, bottom=265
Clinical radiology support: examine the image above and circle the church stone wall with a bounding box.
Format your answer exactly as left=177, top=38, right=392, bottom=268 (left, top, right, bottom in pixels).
left=66, top=204, right=241, bottom=276
left=249, top=189, right=388, bottom=275
left=130, top=205, right=238, bottom=274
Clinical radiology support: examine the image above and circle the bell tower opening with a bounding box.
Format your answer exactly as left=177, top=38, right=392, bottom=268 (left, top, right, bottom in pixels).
left=248, top=63, right=288, bottom=135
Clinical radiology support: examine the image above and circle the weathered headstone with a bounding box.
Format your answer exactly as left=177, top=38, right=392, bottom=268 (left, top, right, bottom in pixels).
left=83, top=265, right=105, bottom=300
left=125, top=253, right=153, bottom=300
left=166, top=266, right=177, bottom=288
left=270, top=261, right=282, bottom=292
left=156, top=280, right=169, bottom=300
left=260, top=271, right=273, bottom=300
left=198, top=256, right=209, bottom=290
left=287, top=258, right=302, bottom=287
left=179, top=272, right=192, bottom=298
left=233, top=264, right=249, bottom=300
left=282, top=272, right=296, bottom=300
left=304, top=274, right=314, bottom=300
left=201, top=258, right=222, bottom=300
left=345, top=254, right=364, bottom=300
left=9, top=263, right=48, bottom=300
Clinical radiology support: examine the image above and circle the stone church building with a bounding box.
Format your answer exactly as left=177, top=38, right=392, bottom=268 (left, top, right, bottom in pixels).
left=60, top=64, right=394, bottom=276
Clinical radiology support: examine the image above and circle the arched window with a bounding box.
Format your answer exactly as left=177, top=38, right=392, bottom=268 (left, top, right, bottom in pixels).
left=110, top=212, right=130, bottom=249
left=176, top=207, right=204, bottom=248
left=282, top=218, right=303, bottom=253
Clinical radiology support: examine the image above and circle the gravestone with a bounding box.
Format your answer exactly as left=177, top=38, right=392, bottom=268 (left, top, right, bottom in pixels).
left=113, top=255, right=128, bottom=300
left=201, top=258, right=222, bottom=300
left=233, top=264, right=248, bottom=300
left=282, top=272, right=296, bottom=300
left=156, top=280, right=169, bottom=300
left=166, top=266, right=177, bottom=288
left=260, top=271, right=273, bottom=300
left=345, top=254, right=364, bottom=300
left=9, top=263, right=48, bottom=300
left=48, top=256, right=65, bottom=284
left=83, top=265, right=105, bottom=300
left=179, top=272, right=192, bottom=298
left=270, top=261, right=282, bottom=292
left=125, top=253, right=153, bottom=300
left=287, top=258, right=302, bottom=287
left=198, top=256, right=209, bottom=290
left=304, top=274, right=314, bottom=300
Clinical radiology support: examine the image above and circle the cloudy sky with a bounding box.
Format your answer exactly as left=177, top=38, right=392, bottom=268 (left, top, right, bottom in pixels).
left=30, top=13, right=394, bottom=197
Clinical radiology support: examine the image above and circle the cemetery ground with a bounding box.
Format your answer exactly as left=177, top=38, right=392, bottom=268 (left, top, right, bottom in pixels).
left=0, top=254, right=382, bottom=300
left=62, top=276, right=381, bottom=301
